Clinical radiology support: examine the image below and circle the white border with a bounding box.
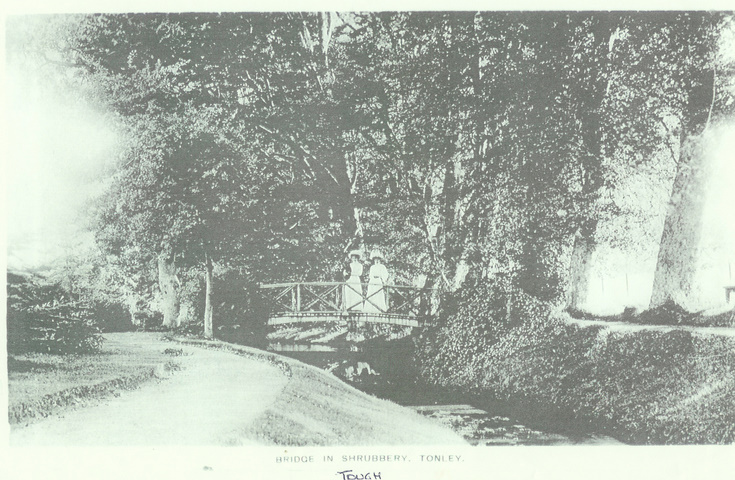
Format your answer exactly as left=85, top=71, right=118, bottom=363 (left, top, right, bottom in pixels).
left=2, top=2, right=735, bottom=480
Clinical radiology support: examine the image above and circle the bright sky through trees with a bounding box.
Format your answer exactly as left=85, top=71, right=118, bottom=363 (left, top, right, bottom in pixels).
left=5, top=60, right=119, bottom=271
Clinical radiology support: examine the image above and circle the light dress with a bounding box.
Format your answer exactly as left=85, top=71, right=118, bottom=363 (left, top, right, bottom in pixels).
left=364, top=263, right=389, bottom=313
left=344, top=261, right=364, bottom=311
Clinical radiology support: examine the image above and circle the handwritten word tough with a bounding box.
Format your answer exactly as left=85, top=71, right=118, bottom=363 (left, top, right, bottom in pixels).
left=336, top=470, right=382, bottom=480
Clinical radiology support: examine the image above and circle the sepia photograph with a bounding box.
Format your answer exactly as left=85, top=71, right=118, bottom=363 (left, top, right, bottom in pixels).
left=3, top=2, right=735, bottom=479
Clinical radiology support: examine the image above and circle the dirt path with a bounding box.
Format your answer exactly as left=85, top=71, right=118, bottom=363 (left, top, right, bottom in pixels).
left=566, top=316, right=735, bottom=337
left=10, top=335, right=288, bottom=446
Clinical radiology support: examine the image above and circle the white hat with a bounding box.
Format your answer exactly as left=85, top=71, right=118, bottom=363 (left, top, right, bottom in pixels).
left=370, top=249, right=384, bottom=260
left=349, top=250, right=361, bottom=258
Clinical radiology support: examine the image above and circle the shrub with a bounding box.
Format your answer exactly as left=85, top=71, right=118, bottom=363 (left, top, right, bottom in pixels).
left=211, top=274, right=267, bottom=347
left=418, top=277, right=546, bottom=389
left=7, top=273, right=103, bottom=354
left=90, top=300, right=135, bottom=332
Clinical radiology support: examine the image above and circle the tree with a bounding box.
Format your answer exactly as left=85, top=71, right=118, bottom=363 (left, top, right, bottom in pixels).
left=338, top=13, right=619, bottom=304
left=69, top=13, right=364, bottom=336
left=645, top=13, right=735, bottom=309
left=68, top=15, right=262, bottom=334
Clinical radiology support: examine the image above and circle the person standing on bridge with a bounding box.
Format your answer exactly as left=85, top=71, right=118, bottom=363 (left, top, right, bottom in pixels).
left=344, top=250, right=364, bottom=312
left=365, top=249, right=389, bottom=313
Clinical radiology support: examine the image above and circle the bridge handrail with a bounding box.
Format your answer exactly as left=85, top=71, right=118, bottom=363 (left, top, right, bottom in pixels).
left=258, top=281, right=433, bottom=318
left=260, top=281, right=432, bottom=291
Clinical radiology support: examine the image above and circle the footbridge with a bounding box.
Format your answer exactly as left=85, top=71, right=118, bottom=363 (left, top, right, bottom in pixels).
left=259, top=282, right=433, bottom=327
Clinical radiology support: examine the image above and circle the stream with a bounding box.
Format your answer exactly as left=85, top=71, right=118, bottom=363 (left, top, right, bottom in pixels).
left=274, top=350, right=622, bottom=446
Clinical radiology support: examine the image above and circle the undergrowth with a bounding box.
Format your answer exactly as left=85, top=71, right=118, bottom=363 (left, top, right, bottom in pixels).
left=418, top=280, right=735, bottom=444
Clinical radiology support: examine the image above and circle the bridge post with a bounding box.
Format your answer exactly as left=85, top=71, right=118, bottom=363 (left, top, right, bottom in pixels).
left=296, top=283, right=301, bottom=312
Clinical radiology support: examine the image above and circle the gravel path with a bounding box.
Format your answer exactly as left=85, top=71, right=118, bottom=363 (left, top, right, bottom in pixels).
left=566, top=316, right=735, bottom=337
left=10, top=335, right=288, bottom=446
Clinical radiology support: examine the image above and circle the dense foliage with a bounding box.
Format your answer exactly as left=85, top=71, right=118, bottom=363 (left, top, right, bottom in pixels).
left=7, top=273, right=103, bottom=354
left=420, top=296, right=735, bottom=444
left=10, top=12, right=733, bottom=340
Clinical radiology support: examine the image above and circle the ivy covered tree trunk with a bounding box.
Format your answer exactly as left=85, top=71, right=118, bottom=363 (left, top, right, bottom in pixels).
left=157, top=253, right=180, bottom=328
left=203, top=254, right=214, bottom=338
left=649, top=135, right=710, bottom=309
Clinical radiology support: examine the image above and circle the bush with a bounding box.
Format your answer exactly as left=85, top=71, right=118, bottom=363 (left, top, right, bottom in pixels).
left=90, top=300, right=135, bottom=332
left=211, top=273, right=267, bottom=348
left=7, top=273, right=103, bottom=354
left=418, top=277, right=550, bottom=388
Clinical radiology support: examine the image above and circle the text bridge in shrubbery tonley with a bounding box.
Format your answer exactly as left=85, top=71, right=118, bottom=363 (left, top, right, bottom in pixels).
left=259, top=282, right=433, bottom=327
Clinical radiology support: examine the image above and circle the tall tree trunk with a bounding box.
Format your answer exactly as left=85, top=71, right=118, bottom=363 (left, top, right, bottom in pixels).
left=203, top=254, right=214, bottom=338
left=438, top=13, right=472, bottom=290
left=345, top=152, right=364, bottom=248
left=564, top=16, right=613, bottom=310
left=649, top=134, right=710, bottom=309
left=319, top=12, right=335, bottom=67
left=158, top=253, right=180, bottom=328
left=126, top=295, right=141, bottom=326
left=335, top=151, right=358, bottom=243
left=650, top=63, right=716, bottom=309
left=566, top=231, right=595, bottom=311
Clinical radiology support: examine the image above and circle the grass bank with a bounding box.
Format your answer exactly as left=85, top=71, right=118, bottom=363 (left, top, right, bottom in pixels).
left=422, top=308, right=735, bottom=444
left=171, top=336, right=467, bottom=446
left=7, top=333, right=183, bottom=426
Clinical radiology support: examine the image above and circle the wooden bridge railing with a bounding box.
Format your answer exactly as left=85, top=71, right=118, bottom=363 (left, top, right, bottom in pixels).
left=259, top=282, right=432, bottom=319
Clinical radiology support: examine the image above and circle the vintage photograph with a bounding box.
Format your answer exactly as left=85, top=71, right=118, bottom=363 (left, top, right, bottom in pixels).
left=3, top=6, right=735, bottom=474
